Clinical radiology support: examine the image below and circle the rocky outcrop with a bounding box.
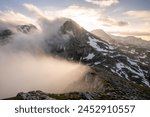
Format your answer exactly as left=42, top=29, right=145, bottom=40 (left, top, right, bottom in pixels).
left=17, top=24, right=37, bottom=34
left=16, top=91, right=54, bottom=100
left=0, top=29, right=13, bottom=44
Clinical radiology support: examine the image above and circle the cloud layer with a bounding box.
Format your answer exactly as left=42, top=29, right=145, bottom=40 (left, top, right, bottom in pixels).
left=0, top=3, right=149, bottom=41
left=125, top=10, right=150, bottom=21
left=0, top=10, right=35, bottom=29
left=60, top=5, right=128, bottom=30
left=85, top=0, right=119, bottom=7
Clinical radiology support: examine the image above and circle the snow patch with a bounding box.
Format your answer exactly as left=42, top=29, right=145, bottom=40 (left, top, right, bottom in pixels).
left=130, top=49, right=135, bottom=54
left=87, top=37, right=108, bottom=52
left=83, top=53, right=95, bottom=60
left=139, top=54, right=147, bottom=59
left=142, top=79, right=150, bottom=87
left=94, top=62, right=101, bottom=65
left=115, top=62, right=150, bottom=87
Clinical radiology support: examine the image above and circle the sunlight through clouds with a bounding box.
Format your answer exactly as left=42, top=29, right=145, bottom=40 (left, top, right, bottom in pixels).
left=0, top=2, right=149, bottom=40
left=60, top=5, right=128, bottom=30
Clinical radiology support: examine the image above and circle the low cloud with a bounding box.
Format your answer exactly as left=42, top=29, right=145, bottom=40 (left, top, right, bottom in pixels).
left=0, top=4, right=90, bottom=99
left=125, top=10, right=150, bottom=21
left=101, top=16, right=128, bottom=27
left=23, top=3, right=45, bottom=18
left=117, top=21, right=128, bottom=26
left=110, top=31, right=150, bottom=37
left=23, top=3, right=61, bottom=20
left=0, top=53, right=89, bottom=99
left=0, top=10, right=35, bottom=29
left=85, top=0, right=119, bottom=7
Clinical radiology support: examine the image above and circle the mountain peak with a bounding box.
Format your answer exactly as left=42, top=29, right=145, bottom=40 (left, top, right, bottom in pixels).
left=17, top=24, right=37, bottom=33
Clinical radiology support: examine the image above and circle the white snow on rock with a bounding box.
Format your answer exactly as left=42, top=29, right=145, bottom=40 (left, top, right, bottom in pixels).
left=115, top=62, right=150, bottom=87
left=139, top=54, right=147, bottom=59
left=115, top=62, right=129, bottom=79
left=83, top=53, right=95, bottom=60
left=142, top=78, right=150, bottom=87
left=86, top=34, right=150, bottom=87
left=116, top=62, right=143, bottom=78
left=130, top=49, right=135, bottom=54
left=127, top=58, right=138, bottom=66
left=94, top=62, right=101, bottom=65
left=111, top=68, right=115, bottom=73
left=126, top=58, right=148, bottom=79
left=87, top=36, right=114, bottom=53
left=108, top=45, right=114, bottom=50
left=146, top=50, right=150, bottom=53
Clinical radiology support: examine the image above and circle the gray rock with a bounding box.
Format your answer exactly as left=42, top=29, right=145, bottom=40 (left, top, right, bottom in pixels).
left=16, top=90, right=54, bottom=100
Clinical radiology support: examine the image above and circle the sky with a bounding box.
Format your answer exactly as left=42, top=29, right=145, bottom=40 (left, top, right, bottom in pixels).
left=0, top=0, right=150, bottom=40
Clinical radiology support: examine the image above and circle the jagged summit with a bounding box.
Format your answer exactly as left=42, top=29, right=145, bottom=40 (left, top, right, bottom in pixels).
left=61, top=20, right=83, bottom=33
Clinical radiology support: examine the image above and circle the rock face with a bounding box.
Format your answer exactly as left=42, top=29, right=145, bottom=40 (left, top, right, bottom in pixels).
left=0, top=29, right=12, bottom=38
left=0, top=29, right=13, bottom=44
left=17, top=24, right=37, bottom=34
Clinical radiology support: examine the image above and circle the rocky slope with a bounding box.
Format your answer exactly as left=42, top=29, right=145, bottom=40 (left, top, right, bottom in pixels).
left=51, top=20, right=150, bottom=87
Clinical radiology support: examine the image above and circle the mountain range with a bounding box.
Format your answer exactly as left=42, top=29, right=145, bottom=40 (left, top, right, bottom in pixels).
left=1, top=19, right=150, bottom=100
left=91, top=29, right=150, bottom=49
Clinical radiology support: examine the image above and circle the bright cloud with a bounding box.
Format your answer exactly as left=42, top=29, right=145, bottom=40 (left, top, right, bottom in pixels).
left=118, top=10, right=150, bottom=40
left=109, top=31, right=150, bottom=41
left=61, top=5, right=102, bottom=30
left=125, top=10, right=150, bottom=21
left=0, top=10, right=35, bottom=28
left=110, top=31, right=150, bottom=36
left=23, top=3, right=45, bottom=18
left=0, top=3, right=149, bottom=40
left=60, top=5, right=128, bottom=30
left=85, top=0, right=119, bottom=7
left=100, top=16, right=128, bottom=27
left=23, top=3, right=60, bottom=20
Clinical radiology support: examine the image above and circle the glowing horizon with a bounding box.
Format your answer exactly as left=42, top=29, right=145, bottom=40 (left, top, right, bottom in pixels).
left=0, top=0, right=150, bottom=40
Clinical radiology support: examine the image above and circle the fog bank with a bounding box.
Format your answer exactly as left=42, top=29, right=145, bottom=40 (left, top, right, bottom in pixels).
left=0, top=53, right=88, bottom=99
